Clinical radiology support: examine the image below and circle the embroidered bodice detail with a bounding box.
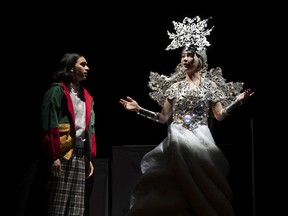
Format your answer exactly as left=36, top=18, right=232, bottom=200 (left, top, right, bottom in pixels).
left=148, top=64, right=244, bottom=130
left=165, top=79, right=224, bottom=130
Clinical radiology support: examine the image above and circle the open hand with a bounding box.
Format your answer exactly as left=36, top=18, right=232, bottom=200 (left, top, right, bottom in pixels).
left=237, top=89, right=254, bottom=102
left=119, top=96, right=140, bottom=112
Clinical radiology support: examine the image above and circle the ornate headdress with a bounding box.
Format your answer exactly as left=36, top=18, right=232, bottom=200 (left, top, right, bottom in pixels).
left=148, top=16, right=243, bottom=107
left=166, top=16, right=214, bottom=51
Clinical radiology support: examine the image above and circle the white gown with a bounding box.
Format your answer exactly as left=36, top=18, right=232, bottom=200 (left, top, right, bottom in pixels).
left=127, top=78, right=236, bottom=216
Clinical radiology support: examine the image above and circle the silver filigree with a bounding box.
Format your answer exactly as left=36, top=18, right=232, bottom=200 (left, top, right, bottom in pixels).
left=166, top=16, right=214, bottom=51
left=148, top=65, right=243, bottom=109
left=147, top=16, right=244, bottom=130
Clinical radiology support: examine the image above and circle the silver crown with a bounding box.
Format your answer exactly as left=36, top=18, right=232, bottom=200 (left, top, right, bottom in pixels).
left=166, top=16, right=214, bottom=51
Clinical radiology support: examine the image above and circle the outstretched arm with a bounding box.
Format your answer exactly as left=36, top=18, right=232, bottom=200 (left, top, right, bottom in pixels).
left=119, top=96, right=173, bottom=124
left=212, top=89, right=254, bottom=121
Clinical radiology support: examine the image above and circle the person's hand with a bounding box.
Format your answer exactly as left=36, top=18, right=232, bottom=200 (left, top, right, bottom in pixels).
left=236, top=89, right=254, bottom=102
left=119, top=96, right=140, bottom=112
left=51, top=158, right=62, bottom=177
left=86, top=161, right=94, bottom=179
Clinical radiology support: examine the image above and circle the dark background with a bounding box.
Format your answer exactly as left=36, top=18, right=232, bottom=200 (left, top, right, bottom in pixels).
left=7, top=2, right=265, bottom=215
left=13, top=2, right=261, bottom=156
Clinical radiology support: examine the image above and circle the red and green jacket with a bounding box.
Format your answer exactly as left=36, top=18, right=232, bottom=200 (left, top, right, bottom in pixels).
left=41, top=82, right=96, bottom=162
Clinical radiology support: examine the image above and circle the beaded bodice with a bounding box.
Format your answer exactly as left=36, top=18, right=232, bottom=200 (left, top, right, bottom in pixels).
left=165, top=79, right=224, bottom=130
left=148, top=63, right=244, bottom=130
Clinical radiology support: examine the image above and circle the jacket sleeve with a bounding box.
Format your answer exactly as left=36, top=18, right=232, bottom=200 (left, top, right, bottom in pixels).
left=89, top=100, right=97, bottom=159
left=41, top=85, right=63, bottom=162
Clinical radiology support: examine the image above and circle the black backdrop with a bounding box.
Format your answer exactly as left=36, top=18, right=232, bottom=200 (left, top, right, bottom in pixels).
left=7, top=2, right=263, bottom=216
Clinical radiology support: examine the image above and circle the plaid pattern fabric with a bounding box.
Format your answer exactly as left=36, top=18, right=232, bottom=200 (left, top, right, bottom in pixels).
left=47, top=150, right=86, bottom=216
